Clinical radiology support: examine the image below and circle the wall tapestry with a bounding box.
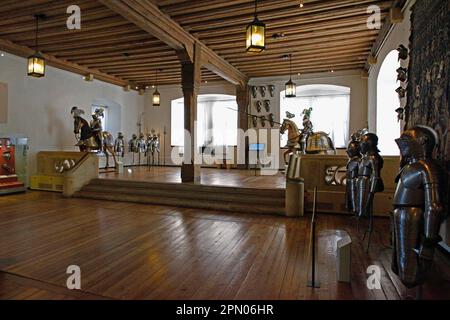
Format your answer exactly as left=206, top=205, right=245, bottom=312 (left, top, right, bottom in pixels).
left=405, top=0, right=450, bottom=245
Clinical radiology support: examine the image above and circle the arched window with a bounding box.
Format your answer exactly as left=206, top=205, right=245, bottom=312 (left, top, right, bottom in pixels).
left=171, top=94, right=238, bottom=147
left=280, top=84, right=350, bottom=148
left=91, top=98, right=122, bottom=135
left=376, top=50, right=401, bottom=155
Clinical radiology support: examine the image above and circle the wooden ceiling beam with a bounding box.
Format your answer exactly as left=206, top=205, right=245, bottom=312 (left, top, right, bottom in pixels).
left=1, top=17, right=131, bottom=40
left=240, top=58, right=368, bottom=73
left=98, top=0, right=248, bottom=85
left=218, top=36, right=377, bottom=58
left=207, top=29, right=379, bottom=51
left=36, top=34, right=153, bottom=52
left=72, top=51, right=180, bottom=65
left=98, top=0, right=194, bottom=57
left=227, top=44, right=371, bottom=63
left=0, top=0, right=102, bottom=24
left=0, top=38, right=130, bottom=87
left=199, top=15, right=383, bottom=44
left=170, top=0, right=384, bottom=24
left=97, top=61, right=181, bottom=72
left=234, top=52, right=370, bottom=69
left=51, top=41, right=162, bottom=57
left=84, top=58, right=180, bottom=68
left=179, top=1, right=392, bottom=32
left=364, top=0, right=408, bottom=71
left=248, top=65, right=364, bottom=78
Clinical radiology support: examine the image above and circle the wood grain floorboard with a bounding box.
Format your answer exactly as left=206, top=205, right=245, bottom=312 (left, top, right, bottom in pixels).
left=0, top=191, right=449, bottom=300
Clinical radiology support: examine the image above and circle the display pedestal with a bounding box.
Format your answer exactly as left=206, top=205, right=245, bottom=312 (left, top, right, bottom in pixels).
left=116, top=161, right=124, bottom=174
left=0, top=138, right=26, bottom=195
left=0, top=175, right=25, bottom=194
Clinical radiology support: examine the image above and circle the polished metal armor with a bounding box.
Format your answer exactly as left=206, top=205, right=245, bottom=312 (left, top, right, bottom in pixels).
left=136, top=133, right=147, bottom=154
left=345, top=139, right=361, bottom=214
left=90, top=114, right=103, bottom=150
left=128, top=134, right=138, bottom=153
left=114, top=132, right=125, bottom=157
left=392, top=126, right=445, bottom=288
left=356, top=133, right=384, bottom=218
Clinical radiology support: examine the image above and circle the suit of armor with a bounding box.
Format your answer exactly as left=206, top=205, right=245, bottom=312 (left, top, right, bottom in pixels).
left=392, top=126, right=445, bottom=288
left=114, top=133, right=125, bottom=157
left=128, top=134, right=138, bottom=153
left=357, top=133, right=384, bottom=218
left=345, top=140, right=361, bottom=214
left=136, top=134, right=147, bottom=154
left=300, top=110, right=314, bottom=153
left=147, top=135, right=161, bottom=165
left=90, top=116, right=103, bottom=150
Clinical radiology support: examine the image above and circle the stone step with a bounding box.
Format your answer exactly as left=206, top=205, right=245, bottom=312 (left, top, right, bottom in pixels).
left=81, top=184, right=285, bottom=207
left=89, top=178, right=285, bottom=198
left=74, top=190, right=286, bottom=215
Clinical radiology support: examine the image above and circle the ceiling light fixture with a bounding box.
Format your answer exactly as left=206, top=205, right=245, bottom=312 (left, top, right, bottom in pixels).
left=246, top=0, right=265, bottom=53
left=153, top=69, right=161, bottom=107
left=285, top=54, right=296, bottom=98
left=28, top=14, right=46, bottom=78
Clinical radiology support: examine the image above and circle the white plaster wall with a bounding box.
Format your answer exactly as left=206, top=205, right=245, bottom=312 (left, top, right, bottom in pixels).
left=0, top=53, right=145, bottom=178
left=368, top=0, right=415, bottom=132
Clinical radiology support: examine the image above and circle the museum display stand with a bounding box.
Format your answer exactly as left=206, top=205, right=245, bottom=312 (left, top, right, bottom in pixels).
left=30, top=151, right=99, bottom=195
left=299, top=154, right=400, bottom=216
left=0, top=137, right=27, bottom=195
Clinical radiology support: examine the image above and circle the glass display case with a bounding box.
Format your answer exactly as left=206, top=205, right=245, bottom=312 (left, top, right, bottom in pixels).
left=0, top=136, right=28, bottom=195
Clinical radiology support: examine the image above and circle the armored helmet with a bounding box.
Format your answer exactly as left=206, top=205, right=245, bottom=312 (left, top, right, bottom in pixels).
left=395, top=125, right=438, bottom=159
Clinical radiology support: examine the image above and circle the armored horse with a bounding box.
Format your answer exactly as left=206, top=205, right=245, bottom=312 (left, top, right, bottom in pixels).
left=71, top=107, right=117, bottom=169
left=280, top=111, right=335, bottom=164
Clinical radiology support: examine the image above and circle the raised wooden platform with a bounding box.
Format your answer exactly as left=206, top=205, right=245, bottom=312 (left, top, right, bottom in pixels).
left=100, top=166, right=286, bottom=189
left=75, top=178, right=286, bottom=215
left=75, top=167, right=287, bottom=215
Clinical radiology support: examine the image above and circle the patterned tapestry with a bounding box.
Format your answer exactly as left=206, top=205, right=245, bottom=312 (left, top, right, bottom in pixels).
left=405, top=0, right=449, bottom=162
left=405, top=0, right=450, bottom=244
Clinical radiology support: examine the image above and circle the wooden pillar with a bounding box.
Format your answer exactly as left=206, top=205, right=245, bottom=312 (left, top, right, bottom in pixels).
left=236, top=84, right=249, bottom=131
left=179, top=43, right=202, bottom=183
left=236, top=84, right=249, bottom=169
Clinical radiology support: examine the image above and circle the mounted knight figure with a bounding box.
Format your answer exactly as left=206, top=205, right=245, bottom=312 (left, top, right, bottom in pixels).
left=280, top=108, right=335, bottom=164
left=71, top=106, right=117, bottom=169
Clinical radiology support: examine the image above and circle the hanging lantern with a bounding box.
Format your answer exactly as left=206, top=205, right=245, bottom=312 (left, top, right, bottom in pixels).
left=285, top=54, right=296, bottom=98
left=285, top=79, right=296, bottom=98
left=28, top=52, right=45, bottom=78
left=152, top=89, right=161, bottom=107
left=152, top=69, right=161, bottom=107
left=28, top=15, right=46, bottom=78
left=246, top=0, right=265, bottom=53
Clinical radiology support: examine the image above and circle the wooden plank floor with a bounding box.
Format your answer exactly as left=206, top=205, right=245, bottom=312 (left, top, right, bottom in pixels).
left=0, top=191, right=449, bottom=300
left=100, top=166, right=286, bottom=189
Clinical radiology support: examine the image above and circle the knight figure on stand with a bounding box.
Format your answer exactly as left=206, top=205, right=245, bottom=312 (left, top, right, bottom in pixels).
left=114, top=132, right=125, bottom=158
left=146, top=131, right=161, bottom=167
left=71, top=106, right=117, bottom=169
left=280, top=108, right=335, bottom=164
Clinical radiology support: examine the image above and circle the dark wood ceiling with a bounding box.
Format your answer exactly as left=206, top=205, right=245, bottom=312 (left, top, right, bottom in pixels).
left=0, top=0, right=394, bottom=87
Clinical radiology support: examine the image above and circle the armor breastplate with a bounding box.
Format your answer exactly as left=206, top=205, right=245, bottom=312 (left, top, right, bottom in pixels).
left=393, top=164, right=425, bottom=206
left=347, top=158, right=359, bottom=179
left=358, top=158, right=372, bottom=177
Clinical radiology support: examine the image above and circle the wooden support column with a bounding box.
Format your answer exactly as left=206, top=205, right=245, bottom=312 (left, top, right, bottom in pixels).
left=180, top=43, right=202, bottom=183
left=236, top=84, right=250, bottom=169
